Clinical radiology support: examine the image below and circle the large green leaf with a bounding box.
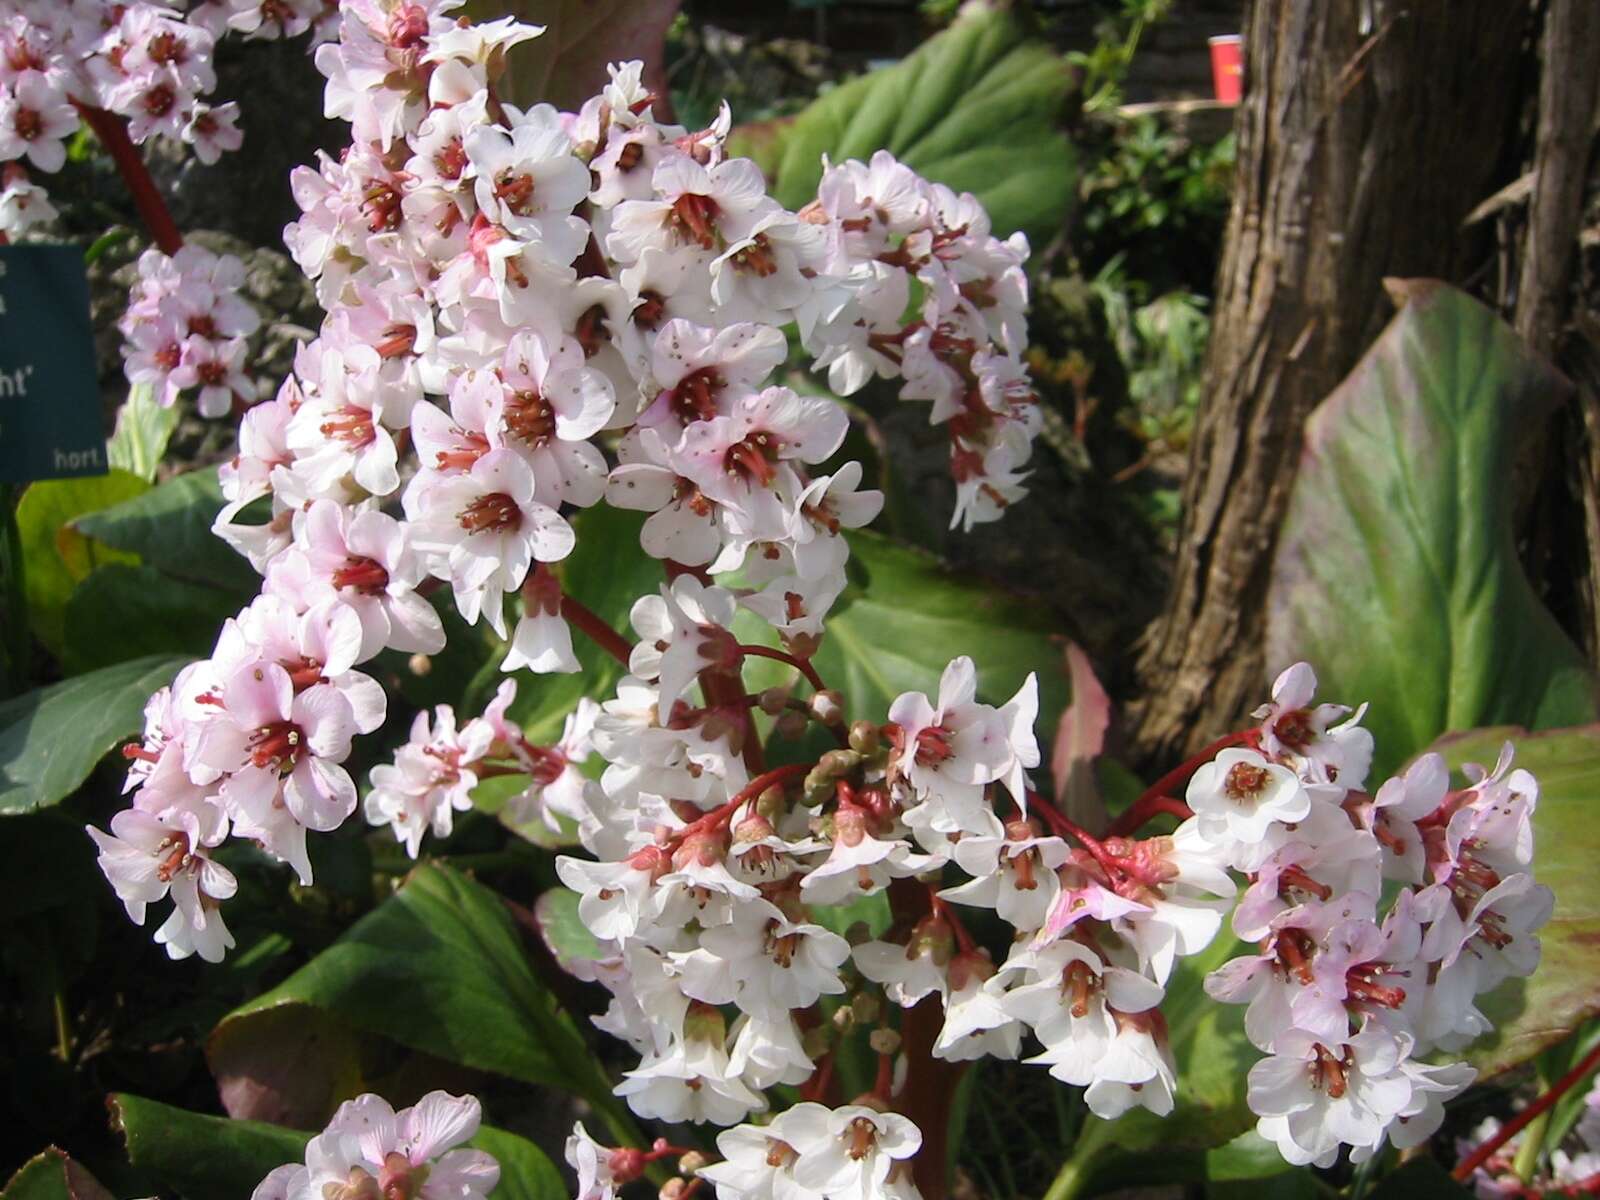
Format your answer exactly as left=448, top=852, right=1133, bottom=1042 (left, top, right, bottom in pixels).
left=209, top=863, right=640, bottom=1146
left=1267, top=281, right=1597, bottom=779
left=766, top=6, right=1075, bottom=249
left=1428, top=725, right=1600, bottom=1077
left=16, top=471, right=147, bottom=654
left=111, top=1093, right=563, bottom=1200
left=74, top=467, right=259, bottom=595
left=63, top=563, right=239, bottom=673
left=0, top=652, right=192, bottom=814
left=0, top=1149, right=112, bottom=1200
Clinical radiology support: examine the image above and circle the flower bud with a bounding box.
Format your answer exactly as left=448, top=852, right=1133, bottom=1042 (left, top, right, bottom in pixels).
left=868, top=1028, right=902, bottom=1056
left=407, top=653, right=432, bottom=676
left=677, top=1152, right=711, bottom=1175
left=758, top=686, right=790, bottom=715
left=848, top=720, right=880, bottom=755
left=809, top=689, right=845, bottom=726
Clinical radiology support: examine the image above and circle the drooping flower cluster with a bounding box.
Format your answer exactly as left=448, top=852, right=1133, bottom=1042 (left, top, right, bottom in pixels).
left=250, top=1090, right=499, bottom=1200
left=118, top=243, right=262, bottom=415
left=0, top=0, right=267, bottom=238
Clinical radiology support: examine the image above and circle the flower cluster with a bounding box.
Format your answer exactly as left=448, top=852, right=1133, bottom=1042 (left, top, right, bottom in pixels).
left=540, top=657, right=1550, bottom=1195
left=251, top=1090, right=498, bottom=1200
left=118, top=243, right=262, bottom=415
left=93, top=1, right=1036, bottom=956
left=1201, top=665, right=1552, bottom=1167
left=0, top=0, right=260, bottom=238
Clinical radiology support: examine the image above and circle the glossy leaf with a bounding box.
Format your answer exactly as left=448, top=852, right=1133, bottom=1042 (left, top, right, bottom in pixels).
left=16, top=471, right=146, bottom=654
left=0, top=653, right=192, bottom=814
left=1267, top=281, right=1597, bottom=779
left=105, top=381, right=179, bottom=482
left=209, top=863, right=640, bottom=1145
left=0, top=1149, right=112, bottom=1200
left=1429, top=724, right=1600, bottom=1076
left=74, top=466, right=260, bottom=595
left=111, top=1093, right=563, bottom=1200
left=509, top=504, right=662, bottom=743
left=63, top=563, right=240, bottom=673
left=533, top=887, right=605, bottom=979
left=743, top=529, right=1070, bottom=736
left=767, top=6, right=1075, bottom=249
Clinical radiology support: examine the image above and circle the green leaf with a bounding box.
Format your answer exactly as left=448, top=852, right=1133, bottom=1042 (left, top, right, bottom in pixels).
left=209, top=863, right=641, bottom=1147
left=1267, top=281, right=1598, bottom=780
left=64, top=563, right=239, bottom=673
left=767, top=6, right=1075, bottom=249
left=743, top=529, right=1070, bottom=736
left=112, top=1094, right=308, bottom=1200
left=0, top=1149, right=112, bottom=1200
left=16, top=471, right=147, bottom=654
left=74, top=467, right=260, bottom=595
left=1363, top=1157, right=1472, bottom=1200
left=111, top=1093, right=564, bottom=1200
left=509, top=504, right=663, bottom=743
left=0, top=653, right=192, bottom=814
left=1428, top=724, right=1600, bottom=1076
left=105, top=381, right=179, bottom=482
left=533, top=886, right=605, bottom=977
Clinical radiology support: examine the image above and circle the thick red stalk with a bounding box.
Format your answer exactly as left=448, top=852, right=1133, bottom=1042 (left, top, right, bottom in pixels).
left=559, top=595, right=633, bottom=668
left=1453, top=1041, right=1600, bottom=1182
left=76, top=105, right=184, bottom=255
left=1106, top=729, right=1257, bottom=838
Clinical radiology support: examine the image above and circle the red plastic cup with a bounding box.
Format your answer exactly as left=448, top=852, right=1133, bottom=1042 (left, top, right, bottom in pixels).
left=1209, top=35, right=1243, bottom=104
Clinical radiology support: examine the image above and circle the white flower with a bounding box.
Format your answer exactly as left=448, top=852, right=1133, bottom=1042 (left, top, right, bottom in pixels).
left=1187, top=747, right=1313, bottom=851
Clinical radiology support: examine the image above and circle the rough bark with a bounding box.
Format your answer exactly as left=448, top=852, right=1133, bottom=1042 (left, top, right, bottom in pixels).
left=1128, top=0, right=1531, bottom=765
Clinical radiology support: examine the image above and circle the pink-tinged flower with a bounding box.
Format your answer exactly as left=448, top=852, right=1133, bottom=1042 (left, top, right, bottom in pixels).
left=274, top=1090, right=499, bottom=1200
left=480, top=331, right=615, bottom=509
left=0, top=72, right=78, bottom=173
left=607, top=154, right=773, bottom=265
left=405, top=448, right=574, bottom=636
left=1255, top=662, right=1374, bottom=791
left=627, top=575, right=740, bottom=711
left=170, top=334, right=253, bottom=417
left=290, top=500, right=445, bottom=660
left=1366, top=752, right=1447, bottom=883
left=464, top=106, right=590, bottom=258
left=504, top=698, right=597, bottom=831
left=887, top=657, right=1013, bottom=817
left=0, top=161, right=55, bottom=235
left=87, top=805, right=237, bottom=963
left=190, top=661, right=359, bottom=878
left=183, top=101, right=243, bottom=163
left=364, top=703, right=493, bottom=858
left=804, top=801, right=942, bottom=906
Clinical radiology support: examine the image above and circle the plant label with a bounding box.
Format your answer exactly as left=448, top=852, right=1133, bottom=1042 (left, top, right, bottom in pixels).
left=0, top=245, right=106, bottom=483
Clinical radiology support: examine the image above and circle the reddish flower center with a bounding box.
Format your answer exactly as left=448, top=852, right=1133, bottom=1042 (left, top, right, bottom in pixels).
left=669, top=367, right=721, bottom=424
left=723, top=431, right=781, bottom=488
left=1223, top=761, right=1270, bottom=802
left=320, top=404, right=377, bottom=448
left=667, top=192, right=721, bottom=250
left=504, top=389, right=556, bottom=446
left=458, top=492, right=522, bottom=534
left=250, top=719, right=304, bottom=771
left=332, top=555, right=389, bottom=595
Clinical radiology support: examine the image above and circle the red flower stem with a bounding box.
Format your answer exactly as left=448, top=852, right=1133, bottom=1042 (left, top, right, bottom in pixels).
left=1107, top=792, right=1194, bottom=835
left=670, top=761, right=812, bottom=843
left=800, top=1048, right=836, bottom=1103
left=737, top=643, right=826, bottom=693
left=1029, top=789, right=1165, bottom=889
left=1454, top=1041, right=1600, bottom=1182
left=75, top=105, right=184, bottom=255
left=1106, top=729, right=1257, bottom=838
left=872, top=1050, right=894, bottom=1101
left=559, top=594, right=633, bottom=668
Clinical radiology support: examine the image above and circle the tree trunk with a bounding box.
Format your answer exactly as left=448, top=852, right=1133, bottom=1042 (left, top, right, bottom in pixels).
left=1127, top=0, right=1532, bottom=765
